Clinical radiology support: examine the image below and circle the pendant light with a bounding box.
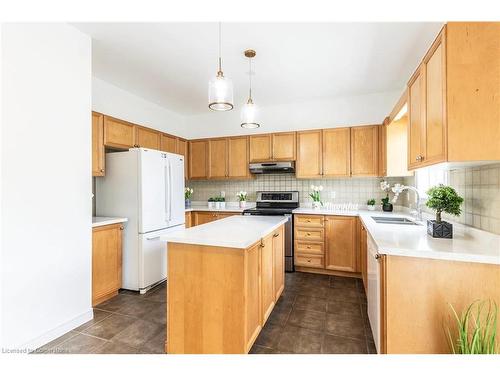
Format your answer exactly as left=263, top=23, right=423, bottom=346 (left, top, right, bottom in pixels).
left=241, top=49, right=260, bottom=129
left=208, top=23, right=233, bottom=111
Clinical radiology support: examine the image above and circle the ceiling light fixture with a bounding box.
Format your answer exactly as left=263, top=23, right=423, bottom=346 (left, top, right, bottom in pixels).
left=208, top=23, right=233, bottom=111
left=241, top=49, right=260, bottom=129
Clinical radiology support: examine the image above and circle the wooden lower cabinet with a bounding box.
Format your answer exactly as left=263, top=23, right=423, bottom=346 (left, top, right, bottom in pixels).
left=92, top=223, right=123, bottom=306
left=166, top=224, right=285, bottom=353
left=379, top=255, right=500, bottom=354
left=294, top=214, right=360, bottom=276
left=324, top=216, right=357, bottom=272
left=192, top=211, right=237, bottom=226
left=185, top=212, right=192, bottom=228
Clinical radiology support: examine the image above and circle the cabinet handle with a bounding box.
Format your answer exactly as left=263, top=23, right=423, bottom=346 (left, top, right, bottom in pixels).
left=273, top=233, right=279, bottom=238
left=307, top=259, right=311, bottom=263
left=260, top=241, right=265, bottom=248
left=306, top=232, right=311, bottom=236
left=120, top=226, right=124, bottom=230
left=374, top=253, right=381, bottom=260
left=100, top=168, right=105, bottom=172
left=307, top=245, right=311, bottom=249
left=306, top=219, right=311, bottom=223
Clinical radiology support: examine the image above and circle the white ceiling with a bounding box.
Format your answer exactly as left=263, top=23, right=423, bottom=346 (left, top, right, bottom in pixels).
left=74, top=22, right=443, bottom=116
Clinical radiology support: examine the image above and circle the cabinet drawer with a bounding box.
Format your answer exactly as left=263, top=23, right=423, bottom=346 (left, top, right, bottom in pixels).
left=294, top=215, right=323, bottom=227
left=295, top=254, right=324, bottom=268
left=295, top=241, right=324, bottom=255
left=295, top=227, right=324, bottom=242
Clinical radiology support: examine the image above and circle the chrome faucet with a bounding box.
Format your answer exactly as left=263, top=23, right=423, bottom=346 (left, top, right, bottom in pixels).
left=392, top=185, right=423, bottom=221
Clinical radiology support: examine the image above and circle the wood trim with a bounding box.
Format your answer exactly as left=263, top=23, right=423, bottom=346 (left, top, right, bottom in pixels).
left=294, top=267, right=361, bottom=278
left=388, top=89, right=408, bottom=123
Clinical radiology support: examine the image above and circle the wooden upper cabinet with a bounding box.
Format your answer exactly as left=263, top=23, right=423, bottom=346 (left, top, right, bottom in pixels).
left=92, top=112, right=105, bottom=176
left=249, top=134, right=272, bottom=162
left=228, top=136, right=250, bottom=179
left=177, top=139, right=188, bottom=179
left=103, top=116, right=135, bottom=149
left=272, top=132, right=296, bottom=161
left=350, top=126, right=379, bottom=177
left=378, top=124, right=387, bottom=177
left=423, top=31, right=446, bottom=166
left=160, top=133, right=177, bottom=153
left=408, top=67, right=425, bottom=170
left=208, top=138, right=228, bottom=179
left=322, top=128, right=350, bottom=177
left=296, top=130, right=322, bottom=178
left=324, top=216, right=357, bottom=273
left=135, top=126, right=160, bottom=149
left=189, top=140, right=208, bottom=179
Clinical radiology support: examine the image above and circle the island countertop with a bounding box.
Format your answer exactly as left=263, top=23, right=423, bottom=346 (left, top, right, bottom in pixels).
left=160, top=215, right=288, bottom=249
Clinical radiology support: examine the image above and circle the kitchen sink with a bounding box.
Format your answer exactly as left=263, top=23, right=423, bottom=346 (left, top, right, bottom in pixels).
left=371, top=216, right=420, bottom=225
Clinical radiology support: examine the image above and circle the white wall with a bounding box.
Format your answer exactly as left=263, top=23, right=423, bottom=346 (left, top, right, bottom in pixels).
left=183, top=89, right=402, bottom=139
left=92, top=77, right=188, bottom=138
left=1, top=23, right=92, bottom=350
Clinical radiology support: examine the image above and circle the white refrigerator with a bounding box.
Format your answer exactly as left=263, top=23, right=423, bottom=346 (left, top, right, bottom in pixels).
left=96, top=148, right=185, bottom=293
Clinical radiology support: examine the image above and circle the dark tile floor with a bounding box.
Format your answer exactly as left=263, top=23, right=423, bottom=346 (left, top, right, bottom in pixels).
left=249, top=272, right=376, bottom=354
left=36, top=272, right=375, bottom=354
left=35, top=282, right=167, bottom=354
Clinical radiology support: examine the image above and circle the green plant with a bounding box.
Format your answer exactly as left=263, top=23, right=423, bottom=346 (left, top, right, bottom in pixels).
left=184, top=187, right=193, bottom=200
left=236, top=191, right=247, bottom=202
left=381, top=196, right=390, bottom=205
left=367, top=199, right=376, bottom=206
left=309, top=185, right=323, bottom=204
left=208, top=197, right=214, bottom=202
left=426, top=184, right=464, bottom=223
left=447, top=300, right=498, bottom=354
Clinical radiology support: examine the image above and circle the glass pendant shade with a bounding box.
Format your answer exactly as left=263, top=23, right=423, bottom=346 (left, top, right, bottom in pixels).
left=240, top=99, right=260, bottom=129
left=208, top=72, right=234, bottom=111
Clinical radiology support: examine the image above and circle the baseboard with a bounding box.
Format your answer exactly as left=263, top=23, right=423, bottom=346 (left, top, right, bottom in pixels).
left=19, top=309, right=94, bottom=353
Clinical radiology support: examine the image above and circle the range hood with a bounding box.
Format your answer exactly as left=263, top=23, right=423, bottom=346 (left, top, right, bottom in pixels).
left=249, top=161, right=295, bottom=174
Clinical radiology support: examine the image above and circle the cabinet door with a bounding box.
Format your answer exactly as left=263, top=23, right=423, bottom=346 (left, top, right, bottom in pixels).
left=249, top=134, right=272, bottom=162
left=324, top=216, right=357, bottom=272
left=408, top=67, right=425, bottom=169
left=272, top=226, right=285, bottom=301
left=193, top=212, right=215, bottom=226
left=272, top=132, right=296, bottom=161
left=208, top=138, right=228, bottom=179
left=322, top=128, right=350, bottom=177
left=92, top=224, right=123, bottom=306
left=135, top=126, right=160, bottom=149
left=378, top=124, right=387, bottom=177
left=185, top=212, right=192, bottom=228
left=351, top=126, right=379, bottom=176
left=92, top=112, right=105, bottom=176
left=189, top=140, right=208, bottom=179
left=260, top=233, right=275, bottom=324
left=160, top=133, right=177, bottom=153
left=423, top=33, right=447, bottom=165
left=177, top=139, right=188, bottom=178
left=103, top=116, right=135, bottom=149
left=244, top=243, right=262, bottom=352
left=228, top=136, right=249, bottom=179
left=296, top=130, right=322, bottom=178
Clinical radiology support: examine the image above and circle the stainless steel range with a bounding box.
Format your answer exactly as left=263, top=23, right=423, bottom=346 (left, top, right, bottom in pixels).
left=243, top=191, right=298, bottom=272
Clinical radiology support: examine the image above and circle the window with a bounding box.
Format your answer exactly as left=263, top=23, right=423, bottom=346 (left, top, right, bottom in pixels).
left=415, top=167, right=448, bottom=199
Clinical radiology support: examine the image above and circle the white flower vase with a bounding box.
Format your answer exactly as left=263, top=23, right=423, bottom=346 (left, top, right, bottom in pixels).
left=220, top=202, right=226, bottom=209
left=208, top=202, right=214, bottom=209
left=367, top=205, right=376, bottom=211
left=215, top=202, right=221, bottom=209
left=239, top=201, right=246, bottom=209
left=312, top=201, right=321, bottom=209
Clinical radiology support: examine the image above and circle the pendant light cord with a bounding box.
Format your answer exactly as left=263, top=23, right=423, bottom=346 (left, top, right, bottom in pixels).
left=218, top=22, right=222, bottom=73
left=248, top=57, right=252, bottom=101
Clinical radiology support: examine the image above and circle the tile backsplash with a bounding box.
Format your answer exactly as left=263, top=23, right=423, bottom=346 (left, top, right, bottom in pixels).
left=187, top=174, right=404, bottom=206
left=402, top=163, right=500, bottom=235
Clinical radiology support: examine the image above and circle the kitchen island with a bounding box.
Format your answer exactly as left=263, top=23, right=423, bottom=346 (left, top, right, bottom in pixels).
left=160, top=215, right=288, bottom=354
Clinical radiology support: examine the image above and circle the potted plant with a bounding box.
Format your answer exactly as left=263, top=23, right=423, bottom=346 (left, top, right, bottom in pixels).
left=220, top=196, right=226, bottom=209
left=185, top=187, right=193, bottom=208
left=214, top=196, right=221, bottom=209
left=367, top=199, right=376, bottom=211
left=380, top=180, right=393, bottom=212
left=446, top=300, right=498, bottom=354
left=309, top=185, right=323, bottom=209
left=208, top=197, right=215, bottom=209
left=425, top=184, right=463, bottom=238
left=237, top=191, right=247, bottom=208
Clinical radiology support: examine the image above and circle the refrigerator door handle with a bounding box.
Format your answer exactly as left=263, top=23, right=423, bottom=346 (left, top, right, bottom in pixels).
left=164, top=164, right=170, bottom=223
left=168, top=160, right=173, bottom=221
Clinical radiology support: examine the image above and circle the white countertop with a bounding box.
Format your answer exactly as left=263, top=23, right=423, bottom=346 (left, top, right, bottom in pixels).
left=293, top=208, right=500, bottom=265
left=185, top=202, right=255, bottom=213
left=92, top=216, right=128, bottom=228
left=160, top=215, right=288, bottom=249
